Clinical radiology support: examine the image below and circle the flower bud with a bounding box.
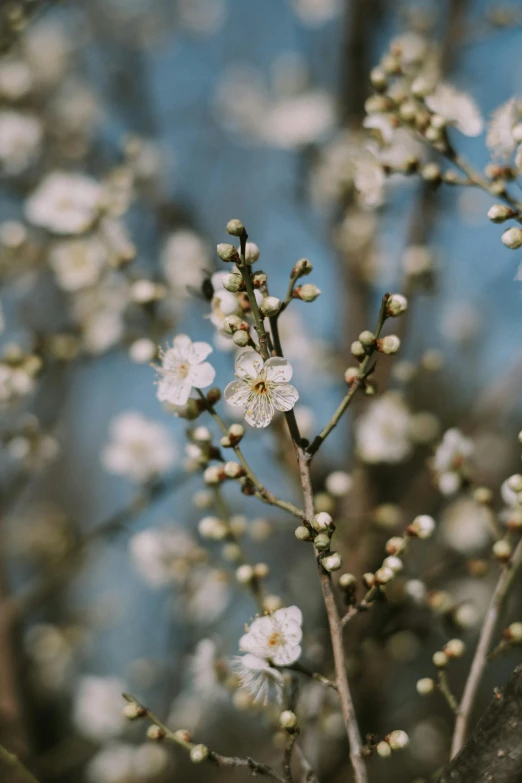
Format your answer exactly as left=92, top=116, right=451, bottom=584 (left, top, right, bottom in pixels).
left=339, top=572, right=357, bottom=590
left=473, top=486, right=492, bottom=505
left=217, top=243, right=240, bottom=262
left=359, top=330, right=375, bottom=347
left=375, top=566, right=394, bottom=584
left=312, top=511, right=334, bottom=532
left=416, top=677, right=435, bottom=695
left=222, top=273, right=243, bottom=292
left=233, top=330, right=250, bottom=347
left=198, top=516, right=228, bottom=540
left=399, top=101, right=417, bottom=122
left=388, top=730, right=409, bottom=750
left=236, top=564, right=255, bottom=583
left=193, top=426, right=211, bottom=442
left=147, top=725, right=165, bottom=740
left=370, top=67, right=387, bottom=90
left=351, top=341, right=366, bottom=359
left=363, top=572, right=376, bottom=588
left=377, top=335, right=401, bottom=355
left=325, top=471, right=352, bottom=497
left=206, top=388, right=221, bottom=404
left=292, top=258, right=313, bottom=277
left=228, top=423, right=244, bottom=442
left=224, top=460, right=244, bottom=479
left=376, top=741, right=392, bottom=758
left=129, top=338, right=156, bottom=363
left=507, top=473, right=522, bottom=492
left=254, top=562, right=269, bottom=579
left=382, top=556, right=403, bottom=574
left=222, top=543, right=242, bottom=562
left=386, top=294, right=408, bottom=317
left=123, top=702, right=144, bottom=720
left=506, top=621, right=522, bottom=642
left=294, top=283, right=321, bottom=302
left=408, top=514, right=436, bottom=539
left=432, top=650, right=448, bottom=668
left=190, top=744, right=210, bottom=763
left=487, top=204, right=515, bottom=223
left=321, top=552, right=342, bottom=572
left=444, top=638, right=465, bottom=659
left=263, top=594, right=283, bottom=612
left=203, top=466, right=222, bottom=485
left=344, top=366, right=359, bottom=384
left=501, top=227, right=522, bottom=249
left=385, top=537, right=405, bottom=555
left=421, top=162, right=442, bottom=182
left=279, top=710, right=298, bottom=730
left=493, top=539, right=512, bottom=562
left=174, top=729, right=191, bottom=743
left=226, top=219, right=245, bottom=236
left=260, top=296, right=281, bottom=317
left=223, top=315, right=242, bottom=334
left=314, top=533, right=331, bottom=551
left=295, top=525, right=312, bottom=541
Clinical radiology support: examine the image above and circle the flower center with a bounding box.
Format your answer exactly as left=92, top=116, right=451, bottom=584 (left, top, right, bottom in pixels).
left=177, top=362, right=189, bottom=379
left=267, top=631, right=283, bottom=648
left=253, top=380, right=268, bottom=394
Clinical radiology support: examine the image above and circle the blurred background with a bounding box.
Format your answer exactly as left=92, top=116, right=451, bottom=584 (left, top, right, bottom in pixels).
left=2, top=0, right=522, bottom=781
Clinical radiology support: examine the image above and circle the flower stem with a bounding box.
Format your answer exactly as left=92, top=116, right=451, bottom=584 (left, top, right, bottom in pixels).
left=238, top=230, right=271, bottom=361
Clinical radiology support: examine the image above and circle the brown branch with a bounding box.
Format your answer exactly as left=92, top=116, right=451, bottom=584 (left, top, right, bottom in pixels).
left=438, top=664, right=522, bottom=783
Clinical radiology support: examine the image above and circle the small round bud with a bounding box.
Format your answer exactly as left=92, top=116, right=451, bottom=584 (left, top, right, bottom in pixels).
left=233, top=330, right=250, bottom=347
left=129, top=338, right=156, bottom=363
left=416, top=677, right=435, bottom=695
left=421, top=162, right=442, bottom=182
left=339, top=572, right=357, bottom=590
left=388, top=730, right=409, bottom=750
left=425, top=125, right=442, bottom=142
left=224, top=460, right=244, bottom=479
left=386, top=294, right=408, bottom=317
left=399, top=100, right=417, bottom=122
left=507, top=474, right=522, bottom=492
left=363, top=572, right=376, bottom=588
left=193, top=426, right=211, bottom=442
left=222, top=543, right=242, bottom=562
left=321, top=552, right=342, bottom=572
left=444, top=638, right=465, bottom=659
left=376, top=741, right=392, bottom=758
left=279, top=710, right=298, bottom=730
left=385, top=537, right=405, bottom=555
left=123, top=702, right=143, bottom=720
left=222, top=273, right=243, bottom=292
left=359, top=330, right=375, bottom=347
left=295, top=283, right=321, bottom=302
left=344, top=366, right=359, bottom=384
left=147, top=725, right=165, bottom=740
left=236, top=564, right=255, bottom=583
left=325, top=471, right=352, bottom=497
left=312, top=511, right=334, bottom=532
left=295, top=526, right=312, bottom=541
left=206, top=388, right=221, bottom=404
left=174, top=729, right=192, bottom=743
left=203, top=465, right=222, bottom=485
left=223, top=315, right=242, bottom=334
left=220, top=436, right=231, bottom=448
left=493, top=539, right=512, bottom=562
left=377, top=335, right=401, bottom=355
left=375, top=566, right=395, bottom=585
left=370, top=67, right=387, bottom=90
left=432, top=650, right=448, bottom=668
left=263, top=594, right=283, bottom=612
left=292, top=257, right=313, bottom=277
left=254, top=562, right=269, bottom=579
left=501, top=227, right=522, bottom=249
left=226, top=219, right=245, bottom=236
left=260, top=296, right=281, bottom=317
left=198, top=516, right=228, bottom=540
left=351, top=340, right=366, bottom=359
left=473, top=486, right=493, bottom=505
left=408, top=515, right=436, bottom=539
left=506, top=621, right=522, bottom=642
left=190, top=744, right=210, bottom=763
left=487, top=204, right=515, bottom=223
left=382, top=556, right=403, bottom=574
left=244, top=242, right=260, bottom=263
left=217, top=243, right=240, bottom=262
left=314, top=533, right=331, bottom=551
left=228, top=423, right=245, bottom=441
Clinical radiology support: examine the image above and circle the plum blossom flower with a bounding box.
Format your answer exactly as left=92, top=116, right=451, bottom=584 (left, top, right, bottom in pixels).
left=239, top=606, right=303, bottom=666
left=425, top=83, right=483, bottom=137
left=25, top=171, right=102, bottom=235
left=486, top=98, right=522, bottom=160
left=224, top=350, right=299, bottom=428
left=0, top=111, right=42, bottom=174
left=129, top=527, right=201, bottom=587
left=234, top=654, right=285, bottom=705
left=49, top=237, right=107, bottom=291
left=433, top=428, right=473, bottom=495
left=102, top=412, right=176, bottom=483
left=156, top=335, right=215, bottom=406
left=355, top=392, right=413, bottom=464
left=73, top=676, right=127, bottom=741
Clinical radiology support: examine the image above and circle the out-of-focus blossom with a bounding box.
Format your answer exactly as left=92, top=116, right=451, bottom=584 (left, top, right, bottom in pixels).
left=25, top=623, right=74, bottom=693
left=425, top=83, right=483, bottom=137
left=289, top=0, right=342, bottom=27
left=262, top=91, right=335, bottom=149
left=49, top=238, right=107, bottom=292
left=224, top=350, right=299, bottom=428
left=51, top=80, right=102, bottom=138
left=0, top=111, right=42, bottom=174
left=73, top=675, right=127, bottom=741
left=177, top=0, right=227, bottom=36
left=234, top=654, right=285, bottom=705
left=0, top=59, right=33, bottom=100
left=23, top=21, right=70, bottom=87
left=161, top=230, right=211, bottom=299
left=433, top=428, right=474, bottom=495
left=190, top=638, right=227, bottom=699
left=73, top=274, right=129, bottom=354
left=156, top=335, right=215, bottom=406
left=186, top=568, right=231, bottom=623
left=486, top=98, right=522, bottom=160
left=86, top=742, right=169, bottom=783
left=102, top=411, right=176, bottom=483
left=353, top=150, right=386, bottom=208
left=25, top=172, right=103, bottom=235
left=239, top=606, right=302, bottom=665
left=440, top=498, right=492, bottom=554
left=355, top=392, right=413, bottom=464
left=129, top=527, right=203, bottom=588
left=440, top=301, right=481, bottom=344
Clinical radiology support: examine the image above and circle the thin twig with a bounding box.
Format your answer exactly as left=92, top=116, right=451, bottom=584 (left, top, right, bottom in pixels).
left=0, top=744, right=40, bottom=783
left=438, top=670, right=458, bottom=714
left=451, top=538, right=522, bottom=757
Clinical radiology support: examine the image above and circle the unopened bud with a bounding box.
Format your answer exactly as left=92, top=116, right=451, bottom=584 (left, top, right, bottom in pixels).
left=370, top=67, right=387, bottom=90
left=123, top=702, right=144, bottom=720
left=217, top=243, right=240, bottom=262
left=444, top=639, right=465, bottom=659
left=487, top=204, right=515, bottom=223
left=377, top=335, right=401, bottom=355
left=388, top=730, right=409, bottom=750
left=501, top=227, right=522, bottom=249
left=432, top=650, right=448, bottom=668
left=339, top=572, right=357, bottom=590
left=294, top=283, right=321, bottom=302
left=421, top=162, right=442, bottom=182
left=382, top=556, right=403, bottom=574
left=314, top=533, right=331, bottom=551
left=233, top=331, right=250, bottom=347
left=260, top=296, right=281, bottom=316
left=493, top=539, right=512, bottom=562
left=351, top=340, right=366, bottom=359
left=236, top=564, right=255, bottom=583
left=375, top=566, right=395, bottom=584
left=222, top=273, right=243, bottom=292
left=224, top=460, right=244, bottom=479
left=190, top=744, right=210, bottom=763
left=506, top=622, right=522, bottom=642
left=344, top=366, right=359, bottom=384
left=226, top=219, right=245, bottom=236
left=321, top=552, right=342, bottom=572
left=359, top=330, right=375, bottom=347
left=312, top=511, right=334, bottom=532
left=295, top=526, right=312, bottom=541
left=408, top=514, right=436, bottom=539
left=147, top=725, right=165, bottom=740
left=228, top=423, right=244, bottom=442
left=376, top=741, right=392, bottom=758
left=279, top=710, right=298, bottom=730
left=385, top=537, right=405, bottom=555
left=386, top=294, right=408, bottom=317
left=244, top=242, right=260, bottom=263
left=416, top=677, right=435, bottom=695
left=292, top=258, right=313, bottom=277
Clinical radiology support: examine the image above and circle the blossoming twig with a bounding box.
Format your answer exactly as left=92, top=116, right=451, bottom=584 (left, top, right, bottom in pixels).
left=340, top=586, right=380, bottom=627
left=451, top=537, right=522, bottom=757
left=237, top=228, right=271, bottom=361
left=0, top=744, right=39, bottom=783
left=437, top=670, right=458, bottom=714
left=122, top=693, right=286, bottom=783
left=307, top=293, right=390, bottom=456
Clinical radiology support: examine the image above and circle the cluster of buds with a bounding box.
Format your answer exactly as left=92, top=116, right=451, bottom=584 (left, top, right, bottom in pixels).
left=371, top=729, right=410, bottom=758
left=203, top=460, right=246, bottom=485
left=185, top=426, right=220, bottom=471
left=294, top=512, right=342, bottom=572
left=219, top=423, right=245, bottom=448
left=222, top=314, right=253, bottom=349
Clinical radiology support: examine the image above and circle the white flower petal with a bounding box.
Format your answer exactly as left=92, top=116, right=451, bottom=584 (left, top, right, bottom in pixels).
left=265, top=357, right=294, bottom=383
left=189, top=341, right=213, bottom=364
left=235, top=349, right=264, bottom=381
left=172, top=334, right=192, bottom=360
left=157, top=377, right=192, bottom=405
left=275, top=606, right=303, bottom=626
left=244, top=391, right=274, bottom=428
left=271, top=644, right=301, bottom=666
left=224, top=379, right=251, bottom=406
left=270, top=383, right=299, bottom=413
left=189, top=361, right=216, bottom=389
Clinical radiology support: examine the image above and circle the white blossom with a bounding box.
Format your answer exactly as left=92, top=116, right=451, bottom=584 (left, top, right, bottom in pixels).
left=73, top=675, right=127, bottom=741
left=102, top=412, right=176, bottom=483
left=224, top=350, right=299, bottom=428
left=433, top=428, right=473, bottom=473
left=190, top=639, right=226, bottom=699
left=486, top=98, right=522, bottom=160
left=25, top=172, right=103, bottom=235
left=87, top=743, right=169, bottom=783
left=425, top=83, right=483, bottom=136
left=239, top=606, right=302, bottom=665
left=49, top=238, right=107, bottom=292
left=440, top=499, right=492, bottom=554
left=262, top=91, right=335, bottom=149
left=161, top=230, right=211, bottom=299
left=234, top=654, right=285, bottom=705
left=156, top=335, right=215, bottom=406
left=353, top=150, right=386, bottom=208
left=355, top=392, right=413, bottom=464
left=290, top=0, right=341, bottom=26
left=186, top=568, right=231, bottom=623
left=0, top=111, right=42, bottom=174
left=129, top=527, right=199, bottom=588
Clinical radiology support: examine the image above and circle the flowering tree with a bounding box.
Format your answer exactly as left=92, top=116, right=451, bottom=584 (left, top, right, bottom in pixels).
left=2, top=2, right=522, bottom=783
